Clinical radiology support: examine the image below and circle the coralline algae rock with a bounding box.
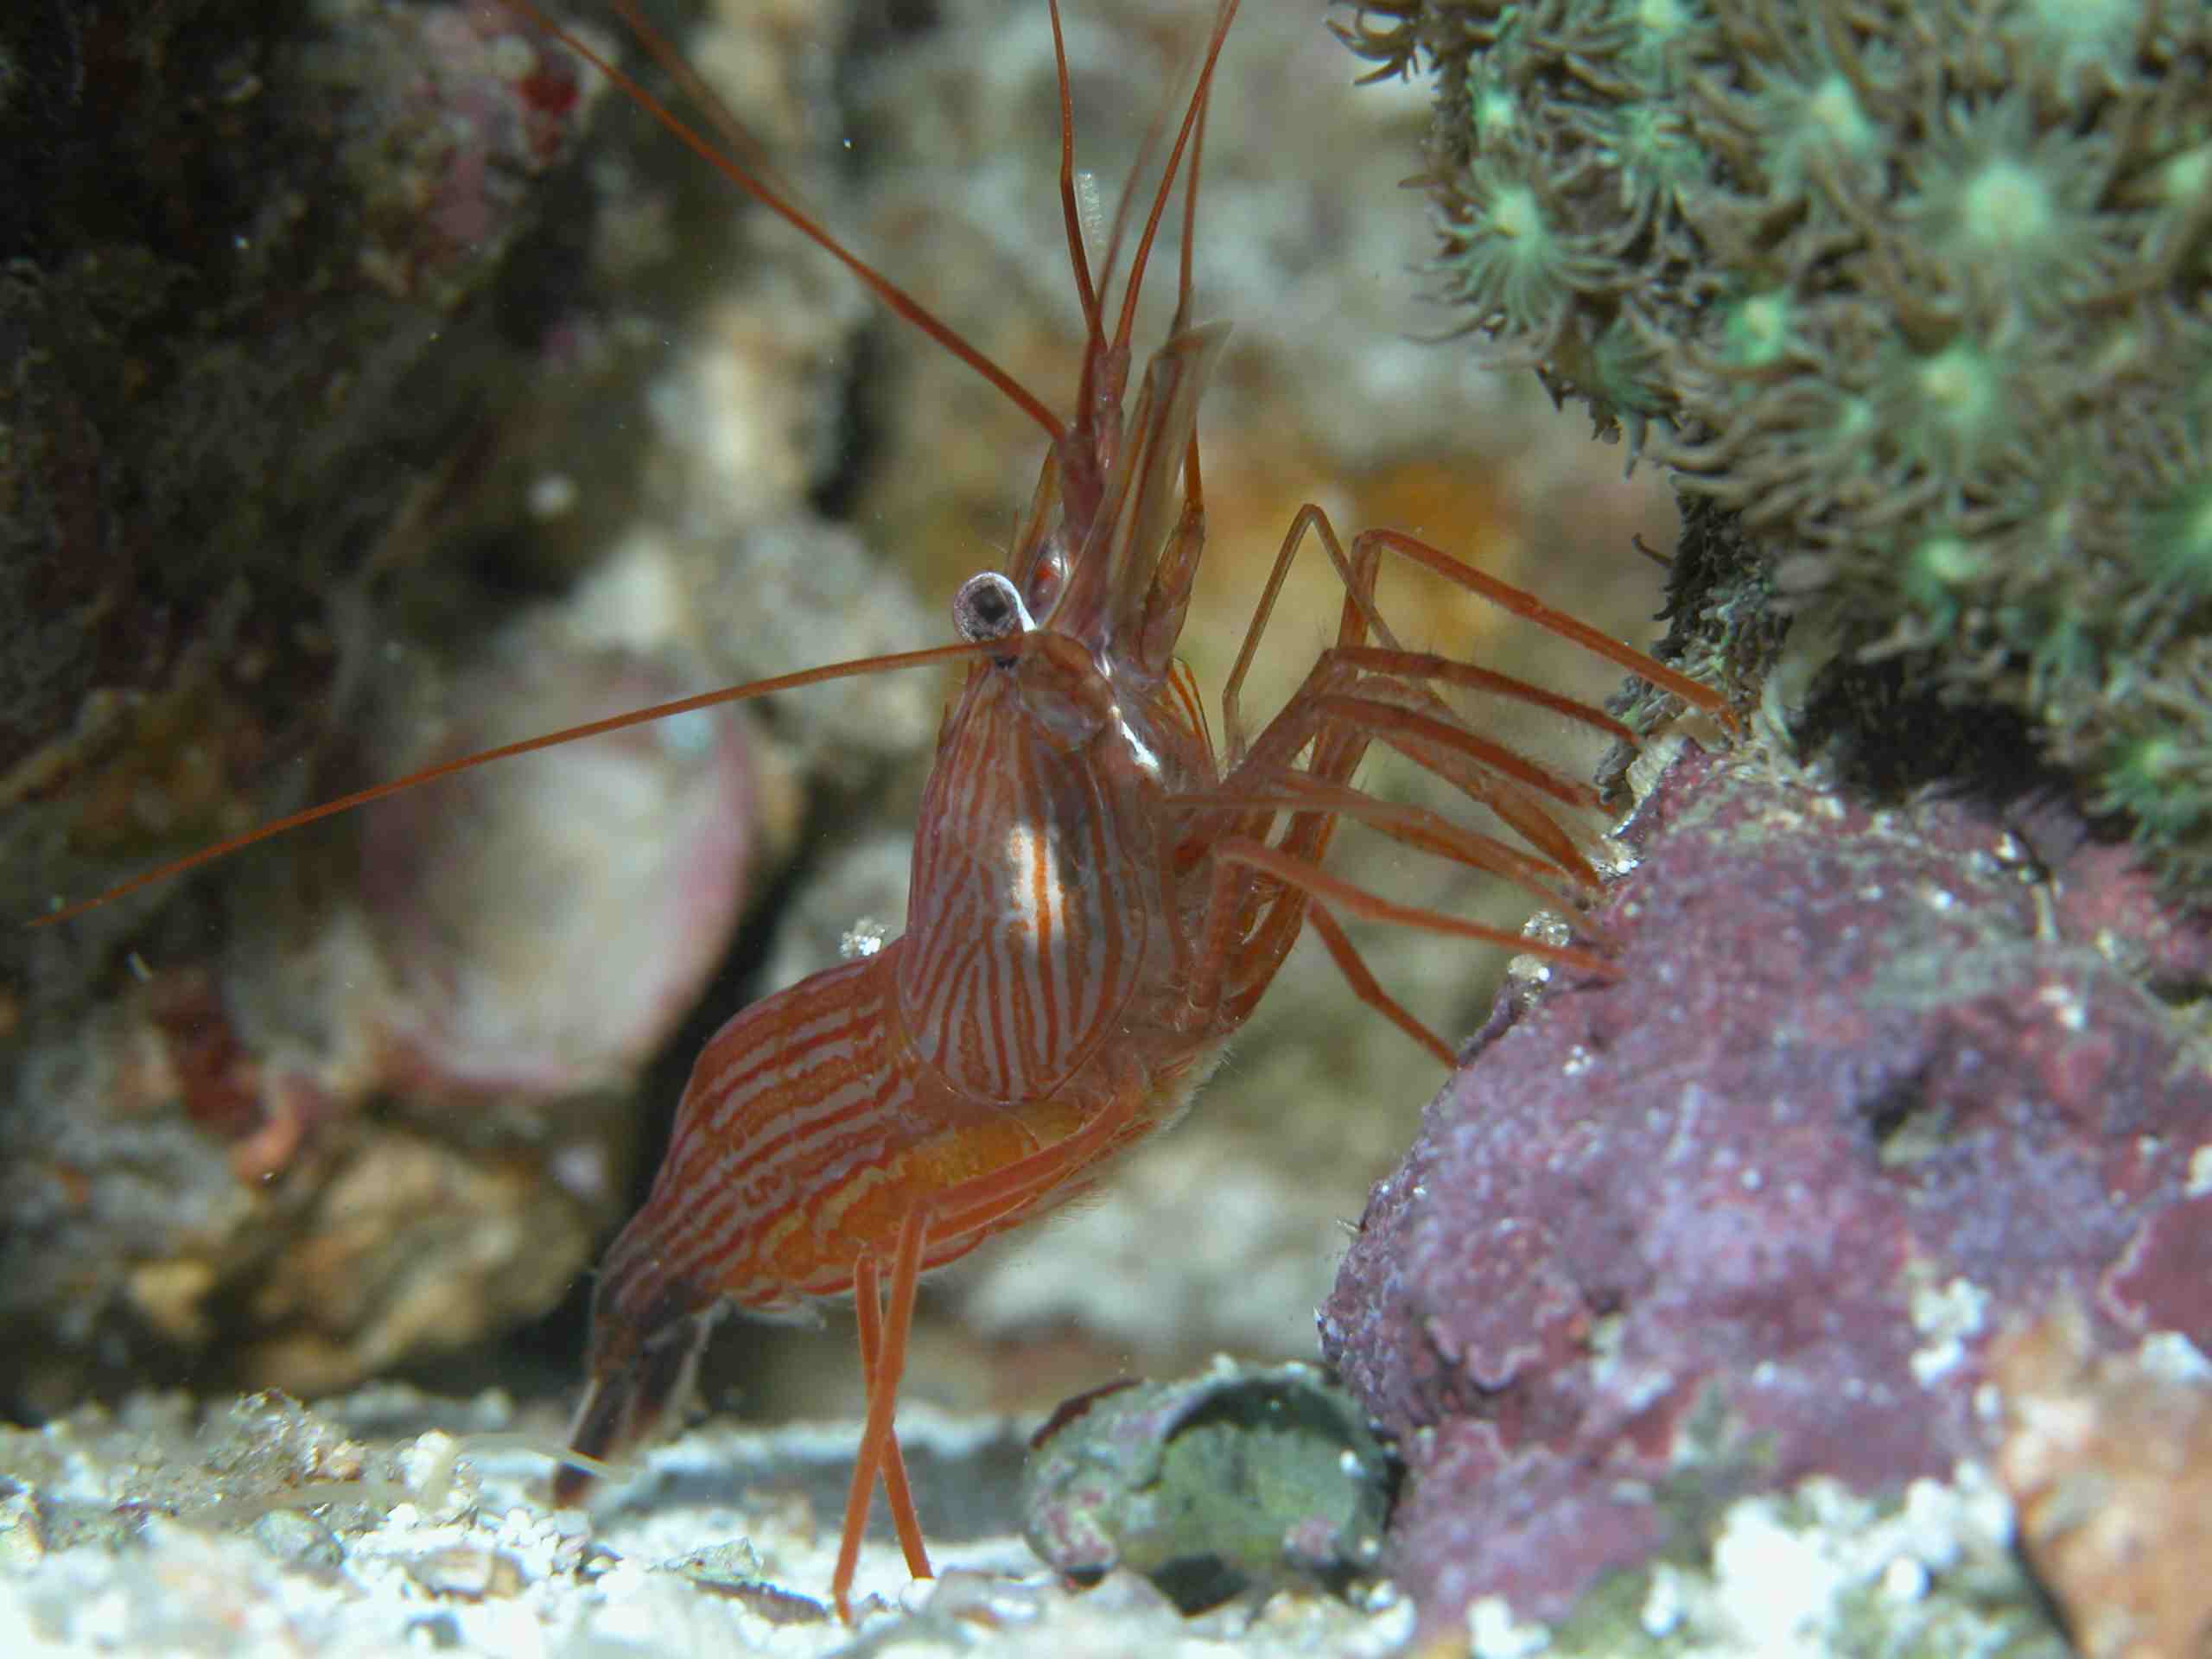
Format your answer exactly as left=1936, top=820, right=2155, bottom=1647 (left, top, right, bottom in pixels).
left=1320, top=741, right=2212, bottom=1643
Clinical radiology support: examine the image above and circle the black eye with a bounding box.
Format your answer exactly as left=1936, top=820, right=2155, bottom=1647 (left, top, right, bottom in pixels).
left=953, top=571, right=1031, bottom=645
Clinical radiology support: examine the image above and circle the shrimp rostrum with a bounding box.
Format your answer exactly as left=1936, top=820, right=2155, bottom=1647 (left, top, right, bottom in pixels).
left=535, top=0, right=1727, bottom=1621
left=35, top=0, right=1729, bottom=1624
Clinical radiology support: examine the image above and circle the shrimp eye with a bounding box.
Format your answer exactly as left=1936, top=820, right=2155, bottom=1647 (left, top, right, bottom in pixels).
left=953, top=571, right=1033, bottom=650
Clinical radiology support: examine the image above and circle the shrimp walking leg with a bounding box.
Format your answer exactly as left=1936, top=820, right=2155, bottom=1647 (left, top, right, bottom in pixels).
left=852, top=1250, right=931, bottom=1584
left=1170, top=498, right=1722, bottom=1055
left=1354, top=525, right=1727, bottom=715
left=1214, top=838, right=1616, bottom=976
left=1300, top=901, right=1456, bottom=1065
left=835, top=1209, right=929, bottom=1624
left=830, top=1090, right=1146, bottom=1617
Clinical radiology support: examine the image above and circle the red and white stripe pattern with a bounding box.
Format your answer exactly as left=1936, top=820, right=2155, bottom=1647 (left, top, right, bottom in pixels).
left=596, top=953, right=925, bottom=1319
left=578, top=653, right=1201, bottom=1484
left=895, top=683, right=1153, bottom=1104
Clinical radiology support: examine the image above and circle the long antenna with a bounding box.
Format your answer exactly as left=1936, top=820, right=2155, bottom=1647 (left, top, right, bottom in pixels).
left=503, top=0, right=1065, bottom=443
left=1111, top=0, right=1239, bottom=359
left=30, top=639, right=1002, bottom=928
left=1047, top=0, right=1102, bottom=337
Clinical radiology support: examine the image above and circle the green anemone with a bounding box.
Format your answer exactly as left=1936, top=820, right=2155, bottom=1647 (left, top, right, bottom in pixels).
left=2134, top=467, right=2212, bottom=598
left=1902, top=535, right=1989, bottom=632
left=2096, top=734, right=2209, bottom=842
left=1715, top=289, right=1799, bottom=371
left=1601, top=100, right=1707, bottom=226
left=2008, top=0, right=2147, bottom=105
left=1740, top=41, right=1891, bottom=209
left=1366, top=0, right=2212, bottom=889
left=1609, top=0, right=1713, bottom=90
left=1438, top=159, right=1609, bottom=335
left=1586, top=313, right=1670, bottom=416
left=1866, top=333, right=2025, bottom=478
left=1466, top=61, right=1522, bottom=150
left=1896, top=94, right=2117, bottom=321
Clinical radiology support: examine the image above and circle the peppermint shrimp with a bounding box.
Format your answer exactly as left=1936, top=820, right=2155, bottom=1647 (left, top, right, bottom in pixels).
left=34, top=0, right=1730, bottom=1622
left=524, top=0, right=1726, bottom=1621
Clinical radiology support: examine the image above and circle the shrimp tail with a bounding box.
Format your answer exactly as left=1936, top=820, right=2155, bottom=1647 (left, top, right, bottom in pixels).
left=551, top=1237, right=715, bottom=1505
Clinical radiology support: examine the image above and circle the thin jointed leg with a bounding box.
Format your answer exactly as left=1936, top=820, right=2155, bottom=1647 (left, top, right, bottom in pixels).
left=832, top=1208, right=931, bottom=1622
left=852, top=1253, right=931, bottom=1584
left=820, top=1098, right=1153, bottom=1621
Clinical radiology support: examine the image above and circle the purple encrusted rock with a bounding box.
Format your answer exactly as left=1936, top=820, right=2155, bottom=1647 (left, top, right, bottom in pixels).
left=1319, top=742, right=2212, bottom=1643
